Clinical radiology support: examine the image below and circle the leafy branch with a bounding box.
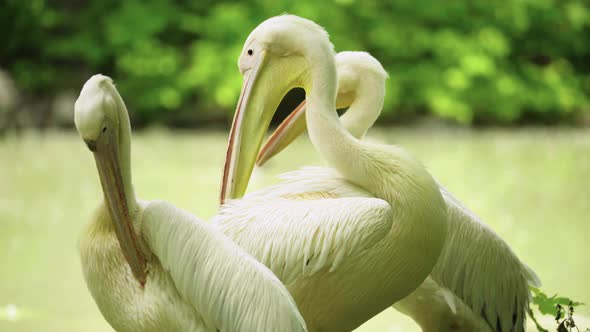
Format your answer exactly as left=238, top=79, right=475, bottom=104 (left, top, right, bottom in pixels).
left=530, top=288, right=587, bottom=332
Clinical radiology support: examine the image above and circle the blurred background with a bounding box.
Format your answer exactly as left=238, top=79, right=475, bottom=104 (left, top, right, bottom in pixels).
left=1, top=0, right=589, bottom=331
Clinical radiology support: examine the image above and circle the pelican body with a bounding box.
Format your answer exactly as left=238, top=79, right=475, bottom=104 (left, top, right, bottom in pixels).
left=257, top=51, right=541, bottom=332
left=75, top=75, right=306, bottom=332
left=215, top=15, right=448, bottom=331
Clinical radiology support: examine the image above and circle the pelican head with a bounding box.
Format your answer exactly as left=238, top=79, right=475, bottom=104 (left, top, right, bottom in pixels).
left=75, top=74, right=147, bottom=285
left=334, top=51, right=388, bottom=109
left=75, top=75, right=118, bottom=151
left=221, top=15, right=336, bottom=202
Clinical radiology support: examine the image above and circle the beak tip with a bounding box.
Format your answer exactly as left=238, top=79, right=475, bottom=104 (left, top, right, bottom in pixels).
left=255, top=156, right=268, bottom=167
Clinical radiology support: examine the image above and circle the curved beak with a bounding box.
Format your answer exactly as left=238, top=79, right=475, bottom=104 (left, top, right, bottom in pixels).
left=220, top=52, right=306, bottom=203
left=91, top=134, right=147, bottom=286
left=256, top=100, right=307, bottom=167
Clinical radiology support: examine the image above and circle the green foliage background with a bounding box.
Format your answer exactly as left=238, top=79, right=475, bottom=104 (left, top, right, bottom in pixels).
left=2, top=0, right=590, bottom=125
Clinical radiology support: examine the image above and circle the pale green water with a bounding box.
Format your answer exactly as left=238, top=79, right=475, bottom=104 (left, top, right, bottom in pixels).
left=0, top=128, right=588, bottom=331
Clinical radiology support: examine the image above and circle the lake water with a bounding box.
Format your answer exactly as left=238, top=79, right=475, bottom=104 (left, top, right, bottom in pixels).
left=1, top=127, right=588, bottom=331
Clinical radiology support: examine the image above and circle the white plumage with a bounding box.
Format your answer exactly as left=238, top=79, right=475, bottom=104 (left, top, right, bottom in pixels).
left=75, top=75, right=306, bottom=332
left=216, top=191, right=392, bottom=285
left=254, top=51, right=541, bottom=331
left=217, top=15, right=448, bottom=331
left=425, top=183, right=541, bottom=331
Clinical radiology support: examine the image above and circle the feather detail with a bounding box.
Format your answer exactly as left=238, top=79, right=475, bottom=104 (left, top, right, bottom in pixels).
left=213, top=196, right=392, bottom=285
left=281, top=191, right=339, bottom=200
left=141, top=200, right=307, bottom=332
left=441, top=288, right=457, bottom=314
left=431, top=183, right=540, bottom=331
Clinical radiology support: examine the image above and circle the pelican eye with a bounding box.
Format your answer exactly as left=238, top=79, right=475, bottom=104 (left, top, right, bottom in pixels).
left=247, top=49, right=253, bottom=56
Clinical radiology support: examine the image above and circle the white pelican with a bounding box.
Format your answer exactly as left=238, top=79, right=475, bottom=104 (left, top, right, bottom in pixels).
left=256, top=51, right=542, bottom=331
left=215, top=15, right=448, bottom=331
left=74, top=74, right=307, bottom=332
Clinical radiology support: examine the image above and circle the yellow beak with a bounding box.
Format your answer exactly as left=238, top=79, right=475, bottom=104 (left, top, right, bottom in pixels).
left=220, top=52, right=307, bottom=203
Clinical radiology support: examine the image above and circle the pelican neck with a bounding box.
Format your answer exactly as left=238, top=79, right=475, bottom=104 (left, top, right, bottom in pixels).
left=339, top=74, right=385, bottom=139
left=303, top=47, right=360, bottom=175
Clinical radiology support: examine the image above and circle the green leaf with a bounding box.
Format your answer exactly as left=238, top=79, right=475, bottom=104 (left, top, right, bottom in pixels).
left=531, top=287, right=585, bottom=316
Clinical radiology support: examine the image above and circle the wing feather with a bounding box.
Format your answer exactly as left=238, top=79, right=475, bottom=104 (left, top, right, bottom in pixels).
left=141, top=200, right=306, bottom=332
left=432, top=184, right=541, bottom=331
left=213, top=196, right=393, bottom=285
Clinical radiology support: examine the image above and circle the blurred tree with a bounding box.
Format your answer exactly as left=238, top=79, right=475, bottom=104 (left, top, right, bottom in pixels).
left=1, top=0, right=589, bottom=126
